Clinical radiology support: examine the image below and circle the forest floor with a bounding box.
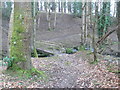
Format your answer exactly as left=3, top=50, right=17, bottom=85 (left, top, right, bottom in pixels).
left=0, top=51, right=119, bottom=88
left=1, top=13, right=119, bottom=88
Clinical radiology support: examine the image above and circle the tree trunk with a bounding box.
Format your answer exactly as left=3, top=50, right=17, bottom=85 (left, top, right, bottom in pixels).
left=9, top=2, right=33, bottom=70
left=44, top=2, right=47, bottom=12
left=58, top=2, right=61, bottom=12
left=8, top=6, right=14, bottom=57
left=88, top=2, right=92, bottom=49
left=51, top=2, right=55, bottom=12
left=0, top=2, right=2, bottom=59
left=85, top=2, right=90, bottom=47
left=64, top=1, right=66, bottom=13
left=61, top=2, right=64, bottom=13
left=68, top=2, right=72, bottom=13
left=46, top=0, right=51, bottom=30
left=40, top=2, right=43, bottom=11
left=117, top=1, right=120, bottom=56
left=32, top=1, right=38, bottom=57
left=53, top=0, right=57, bottom=30
left=92, top=2, right=98, bottom=62
left=88, top=2, right=92, bottom=27
left=81, top=1, right=86, bottom=45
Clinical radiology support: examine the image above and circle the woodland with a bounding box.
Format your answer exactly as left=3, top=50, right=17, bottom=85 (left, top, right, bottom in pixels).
left=0, top=0, right=120, bottom=88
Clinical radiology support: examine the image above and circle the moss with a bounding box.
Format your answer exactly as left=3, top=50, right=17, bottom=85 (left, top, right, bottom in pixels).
left=4, top=68, right=47, bottom=80
left=66, top=48, right=74, bottom=54
left=9, top=11, right=26, bottom=69
left=31, top=48, right=38, bottom=58
left=78, top=45, right=85, bottom=51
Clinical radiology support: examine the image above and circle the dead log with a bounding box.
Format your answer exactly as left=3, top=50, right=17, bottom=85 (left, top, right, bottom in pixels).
left=96, top=25, right=120, bottom=46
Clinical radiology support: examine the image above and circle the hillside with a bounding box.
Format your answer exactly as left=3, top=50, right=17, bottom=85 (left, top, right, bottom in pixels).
left=1, top=12, right=118, bottom=56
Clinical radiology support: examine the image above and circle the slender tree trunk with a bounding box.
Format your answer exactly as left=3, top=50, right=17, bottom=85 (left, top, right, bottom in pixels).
left=68, top=2, right=72, bottom=13
left=85, top=2, right=90, bottom=48
left=88, top=2, right=92, bottom=27
left=40, top=2, right=43, bottom=11
left=48, top=3, right=51, bottom=30
left=81, top=1, right=86, bottom=45
left=92, top=2, right=98, bottom=61
left=64, top=1, right=66, bottom=13
left=44, top=2, right=47, bottom=12
left=9, top=2, right=33, bottom=70
left=46, top=2, right=49, bottom=21
left=117, top=1, right=120, bottom=56
left=46, top=0, right=51, bottom=30
left=61, top=2, right=64, bottom=13
left=58, top=2, right=61, bottom=12
left=92, top=20, right=97, bottom=61
left=53, top=0, right=57, bottom=30
left=32, top=1, right=38, bottom=57
left=88, top=2, right=92, bottom=49
left=0, top=2, right=2, bottom=59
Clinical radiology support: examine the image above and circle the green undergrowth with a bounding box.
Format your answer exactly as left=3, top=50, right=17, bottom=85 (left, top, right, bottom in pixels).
left=107, top=65, right=120, bottom=74
left=65, top=45, right=85, bottom=54
left=78, top=45, right=86, bottom=51
left=3, top=68, right=47, bottom=81
left=65, top=48, right=74, bottom=54
left=108, top=69, right=120, bottom=74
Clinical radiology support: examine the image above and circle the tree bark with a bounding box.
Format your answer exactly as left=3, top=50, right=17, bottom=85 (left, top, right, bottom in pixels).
left=9, top=2, right=33, bottom=70
left=0, top=2, right=2, bottom=59
left=117, top=1, right=120, bottom=56
left=92, top=2, right=98, bottom=61
left=8, top=6, right=14, bottom=57
left=53, top=0, right=57, bottom=30
left=61, top=2, right=64, bottom=13
left=67, top=2, right=72, bottom=13
left=58, top=2, right=61, bottom=12
left=32, top=1, right=38, bottom=58
left=64, top=1, right=66, bottom=13
left=81, top=1, right=86, bottom=45
left=47, top=0, right=51, bottom=30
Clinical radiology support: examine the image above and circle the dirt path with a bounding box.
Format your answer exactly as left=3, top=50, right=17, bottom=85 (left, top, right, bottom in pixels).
left=35, top=54, right=84, bottom=88
left=31, top=52, right=119, bottom=88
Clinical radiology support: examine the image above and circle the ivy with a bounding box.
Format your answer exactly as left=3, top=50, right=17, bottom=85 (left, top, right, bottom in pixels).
left=97, top=2, right=111, bottom=38
left=72, top=2, right=82, bottom=17
left=3, top=57, right=14, bottom=67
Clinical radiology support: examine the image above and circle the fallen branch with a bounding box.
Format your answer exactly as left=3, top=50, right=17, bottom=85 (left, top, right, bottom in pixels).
left=96, top=25, right=120, bottom=46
